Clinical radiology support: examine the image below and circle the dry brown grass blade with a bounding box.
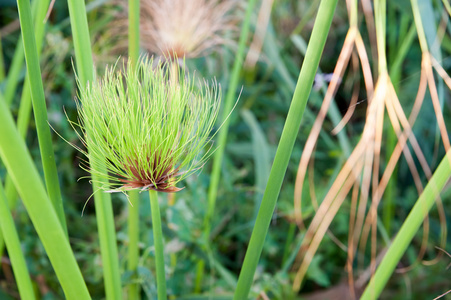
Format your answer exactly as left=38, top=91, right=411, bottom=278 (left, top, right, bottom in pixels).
left=244, top=0, right=274, bottom=69
left=293, top=158, right=363, bottom=291
left=307, top=150, right=348, bottom=252
left=431, top=55, right=451, bottom=90
left=294, top=27, right=357, bottom=229
left=355, top=32, right=374, bottom=99
left=361, top=0, right=377, bottom=78
left=353, top=73, right=386, bottom=270
left=332, top=51, right=361, bottom=134
left=423, top=53, right=450, bottom=150
left=292, top=84, right=386, bottom=289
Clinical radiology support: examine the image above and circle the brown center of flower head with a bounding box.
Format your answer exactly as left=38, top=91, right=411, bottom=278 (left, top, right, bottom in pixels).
left=118, top=153, right=183, bottom=193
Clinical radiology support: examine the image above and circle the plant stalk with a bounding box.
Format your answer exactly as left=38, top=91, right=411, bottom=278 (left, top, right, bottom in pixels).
left=0, top=184, right=35, bottom=300
left=128, top=190, right=140, bottom=300
left=233, top=0, right=338, bottom=298
left=149, top=190, right=167, bottom=300
left=0, top=94, right=91, bottom=299
left=66, top=0, right=123, bottom=298
left=17, top=0, right=67, bottom=235
left=361, top=151, right=451, bottom=300
left=127, top=0, right=141, bottom=298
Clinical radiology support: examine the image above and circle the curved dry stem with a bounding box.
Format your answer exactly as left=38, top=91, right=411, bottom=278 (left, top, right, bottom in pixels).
left=294, top=27, right=357, bottom=228
left=243, top=0, right=274, bottom=69
left=332, top=51, right=361, bottom=134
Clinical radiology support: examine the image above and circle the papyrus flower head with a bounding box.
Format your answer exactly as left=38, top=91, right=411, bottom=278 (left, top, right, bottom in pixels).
left=71, top=57, right=221, bottom=193
left=140, top=0, right=237, bottom=58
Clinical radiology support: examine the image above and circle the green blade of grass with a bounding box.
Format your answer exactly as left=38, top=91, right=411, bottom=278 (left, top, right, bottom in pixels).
left=0, top=184, right=35, bottom=300
left=0, top=95, right=91, bottom=299
left=360, top=151, right=451, bottom=300
left=66, top=0, right=122, bottom=298
left=127, top=0, right=141, bottom=298
left=17, top=0, right=67, bottom=234
left=232, top=0, right=338, bottom=298
left=149, top=190, right=167, bottom=300
left=0, top=0, right=53, bottom=261
left=3, top=0, right=52, bottom=212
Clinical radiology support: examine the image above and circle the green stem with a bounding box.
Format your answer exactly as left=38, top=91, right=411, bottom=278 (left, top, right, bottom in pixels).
left=0, top=1, right=49, bottom=259
left=410, top=0, right=429, bottom=52
left=197, top=0, right=258, bottom=290
left=4, top=39, right=24, bottom=106
left=360, top=151, right=451, bottom=300
left=374, top=0, right=387, bottom=74
left=0, top=95, right=91, bottom=299
left=3, top=0, right=52, bottom=210
left=93, top=179, right=122, bottom=300
left=0, top=184, right=36, bottom=300
left=3, top=0, right=47, bottom=106
left=127, top=2, right=140, bottom=298
left=3, top=80, right=33, bottom=208
left=127, top=190, right=140, bottom=299
left=232, top=0, right=338, bottom=298
left=66, top=0, right=122, bottom=297
left=149, top=190, right=167, bottom=300
left=17, top=0, right=67, bottom=235
left=128, top=0, right=140, bottom=64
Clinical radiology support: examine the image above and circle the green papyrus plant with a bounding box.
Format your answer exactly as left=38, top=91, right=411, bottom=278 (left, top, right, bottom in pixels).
left=68, top=56, right=222, bottom=298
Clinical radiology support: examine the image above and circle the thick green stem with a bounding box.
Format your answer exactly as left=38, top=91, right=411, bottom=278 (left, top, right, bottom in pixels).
left=17, top=0, right=67, bottom=235
left=66, top=0, right=122, bottom=297
left=232, top=0, right=338, bottom=298
left=3, top=81, right=33, bottom=208
left=375, top=0, right=387, bottom=74
left=127, top=190, right=140, bottom=300
left=3, top=0, right=52, bottom=211
left=0, top=0, right=53, bottom=260
left=0, top=95, right=91, bottom=299
left=361, top=151, right=451, bottom=300
left=197, top=0, right=258, bottom=290
left=128, top=0, right=140, bottom=64
left=127, top=1, right=140, bottom=298
left=93, top=180, right=122, bottom=300
left=0, top=184, right=35, bottom=300
left=149, top=190, right=167, bottom=300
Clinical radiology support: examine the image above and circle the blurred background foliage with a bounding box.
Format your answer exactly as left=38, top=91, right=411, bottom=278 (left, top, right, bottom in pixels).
left=0, top=0, right=450, bottom=299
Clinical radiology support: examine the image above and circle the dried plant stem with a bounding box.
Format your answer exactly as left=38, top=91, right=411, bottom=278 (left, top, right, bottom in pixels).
left=127, top=1, right=140, bottom=298
left=233, top=0, right=338, bottom=298
left=66, top=0, right=122, bottom=297
left=149, top=190, right=167, bottom=300
left=0, top=184, right=35, bottom=300
left=360, top=150, right=451, bottom=300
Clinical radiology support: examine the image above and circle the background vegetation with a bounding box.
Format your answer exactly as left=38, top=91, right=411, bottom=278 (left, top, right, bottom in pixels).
left=0, top=0, right=450, bottom=299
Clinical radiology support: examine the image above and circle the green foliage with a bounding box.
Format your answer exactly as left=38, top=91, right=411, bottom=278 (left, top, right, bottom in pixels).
left=1, top=0, right=451, bottom=299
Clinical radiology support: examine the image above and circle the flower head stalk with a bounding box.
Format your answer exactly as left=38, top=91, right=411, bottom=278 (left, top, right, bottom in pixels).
left=70, top=57, right=221, bottom=194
